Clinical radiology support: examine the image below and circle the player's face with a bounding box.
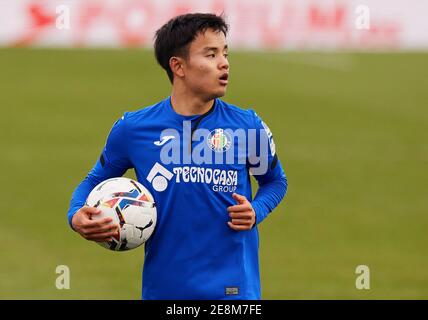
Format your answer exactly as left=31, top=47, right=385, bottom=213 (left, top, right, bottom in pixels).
left=182, top=29, right=229, bottom=100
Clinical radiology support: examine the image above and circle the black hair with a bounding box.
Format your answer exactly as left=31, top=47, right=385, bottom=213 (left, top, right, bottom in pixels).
left=154, top=13, right=229, bottom=83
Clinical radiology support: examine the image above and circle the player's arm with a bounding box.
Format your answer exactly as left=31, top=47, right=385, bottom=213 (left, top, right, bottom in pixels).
left=250, top=159, right=287, bottom=226
left=251, top=113, right=287, bottom=226
left=227, top=111, right=287, bottom=230
left=67, top=114, right=132, bottom=241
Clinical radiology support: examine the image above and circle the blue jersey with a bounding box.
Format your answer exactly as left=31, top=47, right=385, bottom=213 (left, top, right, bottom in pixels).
left=67, top=97, right=287, bottom=300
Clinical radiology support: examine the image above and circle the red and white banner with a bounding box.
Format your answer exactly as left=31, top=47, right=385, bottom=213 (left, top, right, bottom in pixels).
left=0, top=0, right=427, bottom=49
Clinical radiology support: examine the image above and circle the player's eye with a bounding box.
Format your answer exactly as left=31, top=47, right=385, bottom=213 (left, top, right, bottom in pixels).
left=207, top=53, right=216, bottom=58
left=224, top=53, right=229, bottom=58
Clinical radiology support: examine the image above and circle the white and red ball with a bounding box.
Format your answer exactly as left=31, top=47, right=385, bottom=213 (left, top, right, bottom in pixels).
left=86, top=177, right=157, bottom=251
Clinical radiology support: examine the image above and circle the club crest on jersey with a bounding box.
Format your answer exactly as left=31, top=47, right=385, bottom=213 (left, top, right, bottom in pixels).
left=207, top=129, right=232, bottom=152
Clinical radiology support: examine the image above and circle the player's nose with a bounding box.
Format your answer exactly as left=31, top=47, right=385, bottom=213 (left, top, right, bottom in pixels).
left=219, top=55, right=229, bottom=70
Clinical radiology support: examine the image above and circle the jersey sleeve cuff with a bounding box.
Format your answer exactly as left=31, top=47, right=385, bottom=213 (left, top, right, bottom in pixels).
left=251, top=200, right=264, bottom=226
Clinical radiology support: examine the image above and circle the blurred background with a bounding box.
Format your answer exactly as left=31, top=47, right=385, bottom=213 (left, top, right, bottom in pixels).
left=0, top=0, right=427, bottom=299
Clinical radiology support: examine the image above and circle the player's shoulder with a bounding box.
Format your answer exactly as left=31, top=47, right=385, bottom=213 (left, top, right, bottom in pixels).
left=217, top=99, right=261, bottom=127
left=121, top=98, right=168, bottom=125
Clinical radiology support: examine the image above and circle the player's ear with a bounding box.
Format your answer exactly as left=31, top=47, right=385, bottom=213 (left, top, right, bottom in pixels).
left=169, top=56, right=185, bottom=79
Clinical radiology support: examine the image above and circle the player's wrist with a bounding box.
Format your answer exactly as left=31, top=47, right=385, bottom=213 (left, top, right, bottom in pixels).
left=70, top=209, right=84, bottom=232
left=250, top=201, right=261, bottom=227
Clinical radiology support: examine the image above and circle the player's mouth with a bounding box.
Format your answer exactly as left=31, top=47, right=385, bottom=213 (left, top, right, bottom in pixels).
left=219, top=73, right=229, bottom=86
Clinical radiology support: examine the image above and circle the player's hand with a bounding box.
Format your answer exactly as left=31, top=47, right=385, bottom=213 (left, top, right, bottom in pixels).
left=227, top=193, right=256, bottom=231
left=71, top=206, right=119, bottom=242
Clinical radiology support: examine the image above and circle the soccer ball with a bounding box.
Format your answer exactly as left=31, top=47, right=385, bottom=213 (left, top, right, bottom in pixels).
left=85, top=177, right=157, bottom=251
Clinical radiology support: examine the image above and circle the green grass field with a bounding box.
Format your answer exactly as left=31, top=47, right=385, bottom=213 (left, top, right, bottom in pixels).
left=0, top=48, right=427, bottom=299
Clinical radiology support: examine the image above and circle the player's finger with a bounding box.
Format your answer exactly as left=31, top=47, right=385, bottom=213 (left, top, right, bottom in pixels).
left=227, top=221, right=250, bottom=231
left=96, top=238, right=114, bottom=243
left=232, top=193, right=247, bottom=204
left=85, top=228, right=118, bottom=237
left=229, top=211, right=252, bottom=219
left=83, top=217, right=114, bottom=229
left=88, top=226, right=119, bottom=238
left=85, top=222, right=118, bottom=233
left=227, top=204, right=250, bottom=212
left=231, top=219, right=250, bottom=225
left=81, top=206, right=102, bottom=215
left=85, top=230, right=118, bottom=240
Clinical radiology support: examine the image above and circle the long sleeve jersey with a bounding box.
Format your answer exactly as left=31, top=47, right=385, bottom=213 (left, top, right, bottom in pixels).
left=67, top=96, right=287, bottom=300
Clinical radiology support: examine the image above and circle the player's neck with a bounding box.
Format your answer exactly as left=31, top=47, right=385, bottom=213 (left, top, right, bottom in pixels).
left=170, top=87, right=215, bottom=116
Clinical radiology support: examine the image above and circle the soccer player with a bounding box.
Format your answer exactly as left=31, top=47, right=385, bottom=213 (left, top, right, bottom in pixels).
left=67, top=13, right=287, bottom=300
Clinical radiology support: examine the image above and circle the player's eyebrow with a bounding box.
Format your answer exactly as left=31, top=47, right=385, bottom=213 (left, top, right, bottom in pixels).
left=203, top=45, right=228, bottom=52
